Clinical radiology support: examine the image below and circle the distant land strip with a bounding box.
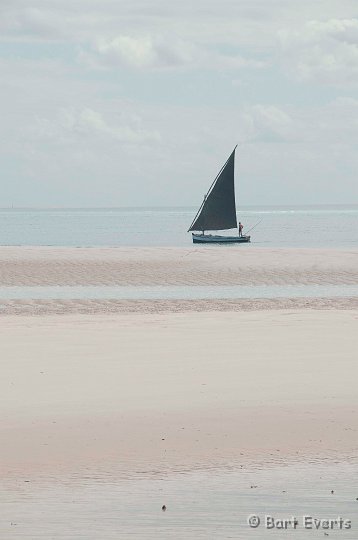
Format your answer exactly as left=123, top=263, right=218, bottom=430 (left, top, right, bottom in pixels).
left=0, top=297, right=357, bottom=316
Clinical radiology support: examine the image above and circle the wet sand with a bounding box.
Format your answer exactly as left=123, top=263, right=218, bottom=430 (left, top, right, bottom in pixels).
left=1, top=310, right=357, bottom=476
left=0, top=246, right=357, bottom=286
left=0, top=296, right=357, bottom=315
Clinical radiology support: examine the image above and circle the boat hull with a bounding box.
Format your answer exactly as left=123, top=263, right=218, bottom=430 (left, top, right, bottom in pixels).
left=192, top=233, right=250, bottom=244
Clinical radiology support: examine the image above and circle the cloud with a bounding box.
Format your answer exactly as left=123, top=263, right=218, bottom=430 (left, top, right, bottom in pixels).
left=0, top=1, right=270, bottom=70
left=279, top=18, right=358, bottom=86
left=24, top=107, right=162, bottom=147
left=67, top=107, right=161, bottom=144
left=85, top=33, right=266, bottom=72
left=241, top=105, right=297, bottom=143
left=237, top=98, right=358, bottom=146
left=0, top=6, right=70, bottom=40
left=0, top=1, right=280, bottom=43
left=92, top=35, right=194, bottom=70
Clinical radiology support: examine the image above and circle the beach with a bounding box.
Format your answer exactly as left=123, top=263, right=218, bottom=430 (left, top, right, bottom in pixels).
left=1, top=246, right=358, bottom=538
left=2, top=309, right=358, bottom=474
left=1, top=246, right=357, bottom=471
left=0, top=246, right=357, bottom=286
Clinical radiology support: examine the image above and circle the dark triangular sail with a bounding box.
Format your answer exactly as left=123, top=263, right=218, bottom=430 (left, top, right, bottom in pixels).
left=188, top=147, right=238, bottom=232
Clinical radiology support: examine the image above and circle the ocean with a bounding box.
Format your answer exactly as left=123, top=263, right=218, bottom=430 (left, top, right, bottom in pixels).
left=0, top=205, right=357, bottom=248
left=1, top=459, right=357, bottom=539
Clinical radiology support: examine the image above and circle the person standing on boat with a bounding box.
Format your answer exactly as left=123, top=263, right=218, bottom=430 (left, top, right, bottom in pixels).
left=239, top=222, right=243, bottom=237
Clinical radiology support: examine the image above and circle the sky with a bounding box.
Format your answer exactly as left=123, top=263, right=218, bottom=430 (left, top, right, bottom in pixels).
left=1, top=0, right=358, bottom=207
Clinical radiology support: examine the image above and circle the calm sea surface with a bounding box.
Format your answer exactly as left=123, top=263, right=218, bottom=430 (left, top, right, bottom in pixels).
left=0, top=205, right=357, bottom=248
left=0, top=284, right=357, bottom=300
left=1, top=460, right=357, bottom=539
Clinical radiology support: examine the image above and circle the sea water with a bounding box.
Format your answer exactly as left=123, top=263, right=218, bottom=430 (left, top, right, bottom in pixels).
left=0, top=205, right=357, bottom=248
left=1, top=460, right=357, bottom=539
left=0, top=284, right=357, bottom=300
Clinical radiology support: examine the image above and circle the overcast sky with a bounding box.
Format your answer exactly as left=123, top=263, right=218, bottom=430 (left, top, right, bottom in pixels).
left=1, top=0, right=358, bottom=207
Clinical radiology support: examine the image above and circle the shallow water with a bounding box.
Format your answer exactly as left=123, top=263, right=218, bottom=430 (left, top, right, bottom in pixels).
left=1, top=460, right=357, bottom=539
left=0, top=284, right=357, bottom=300
left=0, top=205, right=357, bottom=248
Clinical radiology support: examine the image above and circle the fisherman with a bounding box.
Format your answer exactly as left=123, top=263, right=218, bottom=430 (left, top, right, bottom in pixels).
left=239, top=222, right=243, bottom=237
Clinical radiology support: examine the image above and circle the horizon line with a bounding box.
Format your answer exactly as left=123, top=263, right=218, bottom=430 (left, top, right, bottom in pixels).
left=0, top=203, right=357, bottom=210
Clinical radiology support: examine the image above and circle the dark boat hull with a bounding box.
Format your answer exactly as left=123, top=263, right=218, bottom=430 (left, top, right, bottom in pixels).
left=192, top=233, right=250, bottom=244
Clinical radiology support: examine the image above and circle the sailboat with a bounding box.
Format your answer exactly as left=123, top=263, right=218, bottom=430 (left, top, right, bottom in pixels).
left=188, top=145, right=250, bottom=243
